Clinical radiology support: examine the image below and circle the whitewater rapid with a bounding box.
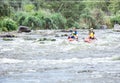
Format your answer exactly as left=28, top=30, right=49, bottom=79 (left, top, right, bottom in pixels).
left=0, top=29, right=120, bottom=83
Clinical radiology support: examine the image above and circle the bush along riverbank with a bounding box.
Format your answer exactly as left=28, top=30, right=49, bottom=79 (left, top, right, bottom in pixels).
left=1, top=0, right=120, bottom=32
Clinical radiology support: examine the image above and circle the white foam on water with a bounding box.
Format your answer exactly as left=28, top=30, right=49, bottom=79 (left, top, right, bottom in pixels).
left=1, top=48, right=14, bottom=52
left=26, top=57, right=112, bottom=66
left=0, top=58, right=23, bottom=63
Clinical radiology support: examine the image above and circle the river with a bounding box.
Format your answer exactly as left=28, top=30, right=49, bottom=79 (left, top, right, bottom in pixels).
left=0, top=29, right=120, bottom=83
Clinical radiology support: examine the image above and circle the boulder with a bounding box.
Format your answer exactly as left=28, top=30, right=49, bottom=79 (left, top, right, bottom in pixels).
left=18, top=26, right=31, bottom=33
left=113, top=24, right=120, bottom=32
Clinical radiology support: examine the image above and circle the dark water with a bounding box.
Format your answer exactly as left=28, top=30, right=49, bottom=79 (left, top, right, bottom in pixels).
left=0, top=29, right=120, bottom=83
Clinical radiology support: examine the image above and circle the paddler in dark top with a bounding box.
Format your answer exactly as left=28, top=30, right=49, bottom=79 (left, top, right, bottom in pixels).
left=68, top=27, right=78, bottom=41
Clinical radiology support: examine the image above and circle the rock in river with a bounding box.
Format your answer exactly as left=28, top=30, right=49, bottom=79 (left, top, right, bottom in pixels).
left=18, top=26, right=31, bottom=33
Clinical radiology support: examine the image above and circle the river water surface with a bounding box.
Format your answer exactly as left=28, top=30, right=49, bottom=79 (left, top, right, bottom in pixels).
left=0, top=29, right=120, bottom=83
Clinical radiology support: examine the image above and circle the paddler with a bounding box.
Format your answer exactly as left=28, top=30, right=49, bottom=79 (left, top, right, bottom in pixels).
left=68, top=27, right=78, bottom=41
left=88, top=28, right=95, bottom=39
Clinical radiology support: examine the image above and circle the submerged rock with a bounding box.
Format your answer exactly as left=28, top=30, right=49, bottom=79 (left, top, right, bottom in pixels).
left=2, top=38, right=14, bottom=41
left=61, top=29, right=72, bottom=32
left=0, top=34, right=16, bottom=38
left=39, top=38, right=47, bottom=41
left=112, top=56, right=120, bottom=61
left=77, top=70, right=93, bottom=73
left=38, top=38, right=56, bottom=41
left=55, top=34, right=60, bottom=37
left=23, top=37, right=36, bottom=41
left=40, top=42, right=45, bottom=44
left=61, top=34, right=68, bottom=37
left=51, top=39, right=56, bottom=41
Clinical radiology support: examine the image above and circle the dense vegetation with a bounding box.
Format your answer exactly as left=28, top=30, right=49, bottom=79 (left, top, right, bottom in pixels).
left=0, top=0, right=120, bottom=31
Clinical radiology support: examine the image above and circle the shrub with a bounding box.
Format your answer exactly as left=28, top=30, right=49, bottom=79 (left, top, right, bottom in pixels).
left=80, top=14, right=95, bottom=29
left=103, top=16, right=112, bottom=28
left=0, top=19, right=2, bottom=31
left=23, top=4, right=35, bottom=12
left=51, top=13, right=67, bottom=29
left=2, top=18, right=17, bottom=31
left=79, top=8, right=107, bottom=29
left=14, top=12, right=28, bottom=25
left=14, top=11, right=48, bottom=29
left=23, top=16, right=41, bottom=29
left=14, top=10, right=67, bottom=30
left=66, top=17, right=75, bottom=28
left=110, top=15, right=120, bottom=25
left=73, top=21, right=81, bottom=29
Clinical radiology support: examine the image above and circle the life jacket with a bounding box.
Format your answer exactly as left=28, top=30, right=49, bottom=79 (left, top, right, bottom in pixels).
left=89, top=32, right=94, bottom=38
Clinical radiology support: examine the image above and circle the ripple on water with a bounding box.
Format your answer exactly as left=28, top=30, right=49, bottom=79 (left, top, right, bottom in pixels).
left=0, top=30, right=120, bottom=83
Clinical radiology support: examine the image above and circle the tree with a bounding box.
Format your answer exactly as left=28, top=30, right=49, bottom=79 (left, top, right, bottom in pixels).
left=0, top=0, right=11, bottom=17
left=108, top=0, right=120, bottom=15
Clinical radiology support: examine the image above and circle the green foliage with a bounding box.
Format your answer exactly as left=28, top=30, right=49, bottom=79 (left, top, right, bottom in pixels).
left=66, top=18, right=75, bottom=28
left=108, top=0, right=120, bottom=14
left=60, top=1, right=86, bottom=28
left=79, top=8, right=107, bottom=29
left=14, top=12, right=27, bottom=25
left=0, top=19, right=2, bottom=31
left=73, top=21, right=81, bottom=29
left=91, top=9, right=105, bottom=28
left=110, top=15, right=120, bottom=28
left=1, top=0, right=120, bottom=30
left=51, top=13, right=67, bottom=29
left=14, top=11, right=46, bottom=29
left=23, top=15, right=41, bottom=29
left=23, top=4, right=35, bottom=12
left=103, top=16, right=112, bottom=28
left=1, top=18, right=17, bottom=31
left=0, top=1, right=11, bottom=17
left=14, top=10, right=67, bottom=29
